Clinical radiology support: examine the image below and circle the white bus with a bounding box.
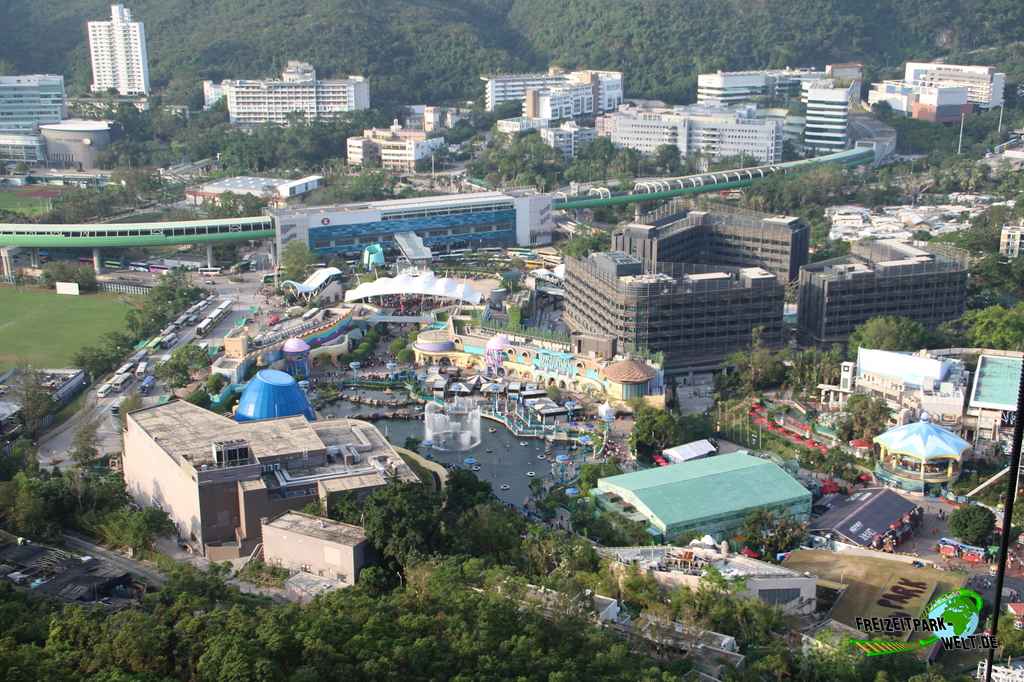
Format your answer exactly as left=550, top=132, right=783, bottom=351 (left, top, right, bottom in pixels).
left=116, top=362, right=135, bottom=376
left=199, top=267, right=222, bottom=275
left=135, top=361, right=149, bottom=377
left=161, top=333, right=177, bottom=349
left=301, top=307, right=321, bottom=321
left=110, top=373, right=133, bottom=392
left=196, top=318, right=215, bottom=337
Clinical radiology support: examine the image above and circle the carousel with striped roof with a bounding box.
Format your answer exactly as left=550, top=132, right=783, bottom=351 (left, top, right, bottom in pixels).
left=872, top=412, right=971, bottom=493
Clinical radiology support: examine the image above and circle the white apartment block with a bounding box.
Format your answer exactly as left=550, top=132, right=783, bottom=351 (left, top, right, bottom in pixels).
left=596, top=103, right=783, bottom=164
left=867, top=80, right=971, bottom=124
left=1001, top=224, right=1023, bottom=258
left=88, top=4, right=150, bottom=96
left=482, top=68, right=623, bottom=114
left=0, top=75, right=66, bottom=135
left=802, top=79, right=856, bottom=155
left=540, top=121, right=596, bottom=159
left=697, top=68, right=825, bottom=106
left=204, top=61, right=369, bottom=126
left=524, top=82, right=601, bottom=120
left=346, top=121, right=444, bottom=171
left=904, top=62, right=1005, bottom=109
left=495, top=117, right=551, bottom=134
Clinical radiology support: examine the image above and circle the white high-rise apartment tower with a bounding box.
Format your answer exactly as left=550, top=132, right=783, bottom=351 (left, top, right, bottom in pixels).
left=88, top=4, right=151, bottom=96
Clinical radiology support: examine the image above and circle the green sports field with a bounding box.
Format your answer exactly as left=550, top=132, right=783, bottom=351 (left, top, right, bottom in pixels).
left=0, top=287, right=133, bottom=370
left=0, top=187, right=60, bottom=217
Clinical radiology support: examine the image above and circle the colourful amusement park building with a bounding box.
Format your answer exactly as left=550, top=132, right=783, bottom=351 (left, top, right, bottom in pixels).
left=413, top=321, right=665, bottom=406
left=872, top=413, right=971, bottom=493
left=282, top=338, right=312, bottom=380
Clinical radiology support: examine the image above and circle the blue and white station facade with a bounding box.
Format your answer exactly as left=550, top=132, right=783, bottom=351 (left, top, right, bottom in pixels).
left=272, top=190, right=554, bottom=258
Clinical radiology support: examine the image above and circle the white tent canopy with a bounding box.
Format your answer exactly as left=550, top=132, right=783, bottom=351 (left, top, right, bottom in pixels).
left=344, top=270, right=482, bottom=304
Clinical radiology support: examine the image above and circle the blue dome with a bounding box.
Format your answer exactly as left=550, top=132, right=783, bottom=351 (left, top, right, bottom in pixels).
left=235, top=369, right=316, bottom=422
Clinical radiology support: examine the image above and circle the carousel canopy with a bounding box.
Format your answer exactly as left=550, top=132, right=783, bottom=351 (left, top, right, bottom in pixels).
left=873, top=413, right=970, bottom=461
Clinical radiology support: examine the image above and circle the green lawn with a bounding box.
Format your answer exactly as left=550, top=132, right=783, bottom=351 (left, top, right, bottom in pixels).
left=0, top=190, right=51, bottom=217
left=0, top=287, right=133, bottom=370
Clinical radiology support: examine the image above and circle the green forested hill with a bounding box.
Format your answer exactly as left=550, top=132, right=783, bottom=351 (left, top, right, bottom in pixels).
left=2, top=0, right=1024, bottom=106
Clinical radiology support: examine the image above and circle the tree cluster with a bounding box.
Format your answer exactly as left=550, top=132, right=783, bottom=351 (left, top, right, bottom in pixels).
left=629, top=403, right=713, bottom=460
left=39, top=262, right=97, bottom=292
left=73, top=270, right=205, bottom=379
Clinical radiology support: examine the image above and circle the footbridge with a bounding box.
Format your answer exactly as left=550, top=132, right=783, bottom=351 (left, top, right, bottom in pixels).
left=0, top=215, right=275, bottom=273
left=0, top=215, right=274, bottom=248
left=553, top=147, right=875, bottom=210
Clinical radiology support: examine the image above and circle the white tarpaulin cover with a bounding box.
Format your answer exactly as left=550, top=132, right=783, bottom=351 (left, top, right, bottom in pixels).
left=345, top=270, right=482, bottom=304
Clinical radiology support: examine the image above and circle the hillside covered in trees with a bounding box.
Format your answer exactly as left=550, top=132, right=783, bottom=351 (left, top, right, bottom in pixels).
left=3, top=0, right=1024, bottom=107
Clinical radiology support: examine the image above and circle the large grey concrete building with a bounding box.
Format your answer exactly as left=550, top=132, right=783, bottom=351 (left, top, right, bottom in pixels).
left=613, top=204, right=809, bottom=283
left=565, top=252, right=783, bottom=373
left=797, top=240, right=968, bottom=345
left=123, top=400, right=417, bottom=560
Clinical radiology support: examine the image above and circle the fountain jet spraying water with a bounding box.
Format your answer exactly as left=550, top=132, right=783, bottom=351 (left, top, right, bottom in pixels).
left=424, top=397, right=482, bottom=451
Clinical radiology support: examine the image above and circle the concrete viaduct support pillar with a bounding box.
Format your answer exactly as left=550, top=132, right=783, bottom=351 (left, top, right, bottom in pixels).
left=0, top=248, right=12, bottom=279
left=93, top=248, right=102, bottom=274
left=30, top=248, right=39, bottom=268
left=206, top=244, right=214, bottom=268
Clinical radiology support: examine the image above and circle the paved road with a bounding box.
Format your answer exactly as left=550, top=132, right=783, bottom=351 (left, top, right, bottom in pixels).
left=37, top=271, right=270, bottom=470
left=62, top=532, right=167, bottom=586
left=38, top=393, right=120, bottom=470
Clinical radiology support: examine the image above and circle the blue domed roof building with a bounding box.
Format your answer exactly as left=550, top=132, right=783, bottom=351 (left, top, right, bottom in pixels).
left=235, top=369, right=316, bottom=422
left=873, top=413, right=970, bottom=493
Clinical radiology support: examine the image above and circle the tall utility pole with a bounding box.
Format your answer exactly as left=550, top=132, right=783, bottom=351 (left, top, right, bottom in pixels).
left=984, top=364, right=1024, bottom=682
left=957, top=112, right=966, bottom=155
left=998, top=104, right=1005, bottom=135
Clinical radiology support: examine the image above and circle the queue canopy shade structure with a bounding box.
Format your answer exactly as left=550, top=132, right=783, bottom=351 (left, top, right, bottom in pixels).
left=345, top=270, right=482, bottom=304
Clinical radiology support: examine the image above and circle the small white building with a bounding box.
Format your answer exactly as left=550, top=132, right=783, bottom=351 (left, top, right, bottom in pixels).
left=496, top=117, right=550, bottom=134
left=185, top=175, right=322, bottom=207
left=601, top=544, right=817, bottom=615
left=482, top=68, right=623, bottom=113
left=697, top=67, right=826, bottom=106
left=904, top=62, right=1005, bottom=109
left=662, top=439, right=717, bottom=464
left=802, top=79, right=857, bottom=155
left=346, top=121, right=444, bottom=172
left=539, top=120, right=596, bottom=159
left=597, top=102, right=783, bottom=164
left=203, top=61, right=369, bottom=126
left=1001, top=224, right=1023, bottom=258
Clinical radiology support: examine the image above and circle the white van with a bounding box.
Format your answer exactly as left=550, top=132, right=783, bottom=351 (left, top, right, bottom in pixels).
left=96, top=384, right=113, bottom=398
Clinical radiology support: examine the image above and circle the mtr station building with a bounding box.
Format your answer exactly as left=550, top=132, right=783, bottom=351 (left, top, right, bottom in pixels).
left=0, top=189, right=555, bottom=275
left=272, top=190, right=554, bottom=259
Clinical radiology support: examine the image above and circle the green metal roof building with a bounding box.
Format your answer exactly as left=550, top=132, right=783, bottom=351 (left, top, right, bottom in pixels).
left=592, top=453, right=811, bottom=541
